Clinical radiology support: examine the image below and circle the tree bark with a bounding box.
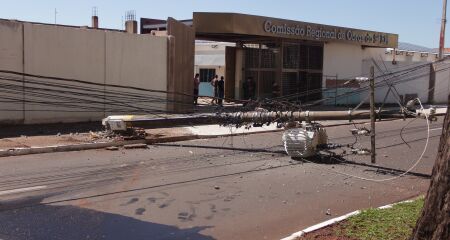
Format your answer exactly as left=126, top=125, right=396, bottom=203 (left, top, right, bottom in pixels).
left=410, top=95, right=450, bottom=240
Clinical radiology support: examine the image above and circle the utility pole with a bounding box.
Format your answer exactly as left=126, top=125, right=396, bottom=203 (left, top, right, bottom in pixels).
left=370, top=66, right=376, bottom=164
left=54, top=8, right=58, bottom=25
left=439, top=0, right=447, bottom=59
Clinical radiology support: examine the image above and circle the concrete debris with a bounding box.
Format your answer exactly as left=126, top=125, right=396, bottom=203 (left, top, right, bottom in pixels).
left=123, top=143, right=148, bottom=149
left=326, top=209, right=331, bottom=215
left=56, top=132, right=61, bottom=137
left=123, top=127, right=146, bottom=140
left=105, top=146, right=119, bottom=151
left=189, top=151, right=194, bottom=154
left=214, top=185, right=220, bottom=190
left=89, top=127, right=147, bottom=142
left=89, top=131, right=100, bottom=139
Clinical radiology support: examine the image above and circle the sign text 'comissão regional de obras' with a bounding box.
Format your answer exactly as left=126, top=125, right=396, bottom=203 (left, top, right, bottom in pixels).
left=263, top=20, right=390, bottom=46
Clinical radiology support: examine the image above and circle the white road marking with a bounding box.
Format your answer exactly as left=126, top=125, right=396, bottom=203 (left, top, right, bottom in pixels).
left=0, top=185, right=47, bottom=196
left=430, top=127, right=442, bottom=131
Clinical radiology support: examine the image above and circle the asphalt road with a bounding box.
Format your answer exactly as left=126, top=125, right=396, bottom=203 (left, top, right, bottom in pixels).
left=0, top=117, right=444, bottom=240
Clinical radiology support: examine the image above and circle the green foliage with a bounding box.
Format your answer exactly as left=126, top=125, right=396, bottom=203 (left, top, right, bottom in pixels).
left=339, top=197, right=424, bottom=240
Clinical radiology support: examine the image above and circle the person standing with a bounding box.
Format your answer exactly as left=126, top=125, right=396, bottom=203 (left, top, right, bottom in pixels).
left=272, top=81, right=280, bottom=98
left=193, top=73, right=200, bottom=105
left=217, top=76, right=225, bottom=106
left=243, top=76, right=256, bottom=100
left=210, top=75, right=219, bottom=104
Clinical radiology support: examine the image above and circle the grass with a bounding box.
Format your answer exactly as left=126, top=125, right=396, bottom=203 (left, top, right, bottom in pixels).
left=337, top=197, right=424, bottom=240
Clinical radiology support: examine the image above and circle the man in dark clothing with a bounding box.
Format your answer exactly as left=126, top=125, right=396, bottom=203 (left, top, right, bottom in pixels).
left=217, top=76, right=225, bottom=106
left=272, top=81, right=281, bottom=98
left=193, top=73, right=200, bottom=105
left=243, top=77, right=256, bottom=100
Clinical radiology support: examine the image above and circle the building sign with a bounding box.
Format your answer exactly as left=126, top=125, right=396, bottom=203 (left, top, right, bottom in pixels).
left=263, top=20, right=389, bottom=46
left=193, top=13, right=398, bottom=48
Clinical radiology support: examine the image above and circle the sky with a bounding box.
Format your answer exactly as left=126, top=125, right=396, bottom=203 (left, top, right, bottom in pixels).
left=0, top=0, right=447, bottom=48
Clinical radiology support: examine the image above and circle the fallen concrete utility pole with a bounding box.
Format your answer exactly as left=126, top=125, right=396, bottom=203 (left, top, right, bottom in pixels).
left=102, top=114, right=216, bottom=130
left=103, top=109, right=438, bottom=130
left=103, top=108, right=438, bottom=158
left=218, top=110, right=422, bottom=123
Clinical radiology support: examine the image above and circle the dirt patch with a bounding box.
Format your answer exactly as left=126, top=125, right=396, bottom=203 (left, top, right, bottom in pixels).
left=299, top=222, right=356, bottom=240
left=0, top=133, right=93, bottom=150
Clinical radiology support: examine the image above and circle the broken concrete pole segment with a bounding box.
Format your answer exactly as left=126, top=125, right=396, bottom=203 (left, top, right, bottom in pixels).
left=106, top=146, right=119, bottom=151
left=123, top=144, right=148, bottom=149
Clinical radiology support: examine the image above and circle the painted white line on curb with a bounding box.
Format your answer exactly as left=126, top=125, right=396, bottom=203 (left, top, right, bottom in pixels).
left=0, top=186, right=47, bottom=196
left=280, top=199, right=417, bottom=240
left=280, top=210, right=361, bottom=240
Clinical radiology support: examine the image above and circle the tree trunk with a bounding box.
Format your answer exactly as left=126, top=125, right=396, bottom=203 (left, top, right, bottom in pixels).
left=410, top=95, right=450, bottom=240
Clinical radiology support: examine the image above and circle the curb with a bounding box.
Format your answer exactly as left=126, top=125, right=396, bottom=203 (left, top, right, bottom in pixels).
left=280, top=198, right=416, bottom=240
left=0, top=119, right=397, bottom=158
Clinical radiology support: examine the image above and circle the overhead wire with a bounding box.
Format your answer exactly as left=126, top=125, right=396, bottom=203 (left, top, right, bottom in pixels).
left=303, top=98, right=431, bottom=182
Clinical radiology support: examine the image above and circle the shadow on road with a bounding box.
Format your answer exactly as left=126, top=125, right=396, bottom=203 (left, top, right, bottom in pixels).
left=293, top=154, right=431, bottom=179
left=0, top=198, right=214, bottom=240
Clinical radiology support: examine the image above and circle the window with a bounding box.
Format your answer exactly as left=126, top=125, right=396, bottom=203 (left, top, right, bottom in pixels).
left=199, top=69, right=216, bottom=83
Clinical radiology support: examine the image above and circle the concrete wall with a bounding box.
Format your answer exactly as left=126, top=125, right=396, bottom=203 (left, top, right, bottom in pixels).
left=166, top=18, right=195, bottom=113
left=433, top=60, right=450, bottom=104
left=0, top=20, right=168, bottom=124
left=0, top=21, right=24, bottom=124
left=323, top=41, right=386, bottom=80
left=361, top=60, right=430, bottom=104
left=384, top=50, right=439, bottom=63
left=323, top=42, right=365, bottom=80
left=360, top=59, right=449, bottom=105
left=322, top=42, right=385, bottom=105
left=323, top=42, right=450, bottom=105
left=105, top=31, right=167, bottom=116
left=23, top=23, right=107, bottom=124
